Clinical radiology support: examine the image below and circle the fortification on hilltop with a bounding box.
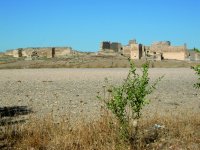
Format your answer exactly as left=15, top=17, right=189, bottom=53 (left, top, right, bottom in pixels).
left=99, top=39, right=190, bottom=61
left=2, top=39, right=199, bottom=61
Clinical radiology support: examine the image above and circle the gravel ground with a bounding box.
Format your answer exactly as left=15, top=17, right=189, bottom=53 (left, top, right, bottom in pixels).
left=0, top=68, right=200, bottom=122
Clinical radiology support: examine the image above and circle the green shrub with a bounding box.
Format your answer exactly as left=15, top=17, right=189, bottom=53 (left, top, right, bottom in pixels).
left=99, top=60, right=163, bottom=141
left=193, top=65, right=200, bottom=88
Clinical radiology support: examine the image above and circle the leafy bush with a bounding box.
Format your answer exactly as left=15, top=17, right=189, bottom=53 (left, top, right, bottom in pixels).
left=193, top=65, right=200, bottom=88
left=100, top=60, right=163, bottom=140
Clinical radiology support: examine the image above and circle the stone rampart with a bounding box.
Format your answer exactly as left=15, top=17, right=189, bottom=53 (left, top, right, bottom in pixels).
left=4, top=47, right=73, bottom=58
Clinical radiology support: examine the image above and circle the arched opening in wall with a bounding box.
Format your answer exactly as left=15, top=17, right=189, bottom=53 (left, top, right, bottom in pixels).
left=52, top=48, right=55, bottom=58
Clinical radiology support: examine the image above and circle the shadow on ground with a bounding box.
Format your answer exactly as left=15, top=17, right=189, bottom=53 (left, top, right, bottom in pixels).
left=0, top=106, right=32, bottom=126
left=0, top=106, right=32, bottom=149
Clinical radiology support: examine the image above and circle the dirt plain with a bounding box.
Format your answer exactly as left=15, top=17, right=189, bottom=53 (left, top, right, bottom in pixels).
left=0, top=68, right=200, bottom=123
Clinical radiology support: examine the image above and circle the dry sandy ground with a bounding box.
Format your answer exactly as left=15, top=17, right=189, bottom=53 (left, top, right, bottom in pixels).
left=0, top=68, right=200, bottom=122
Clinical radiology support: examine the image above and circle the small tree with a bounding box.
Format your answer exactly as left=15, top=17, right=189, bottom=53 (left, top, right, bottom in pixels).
left=100, top=60, right=163, bottom=141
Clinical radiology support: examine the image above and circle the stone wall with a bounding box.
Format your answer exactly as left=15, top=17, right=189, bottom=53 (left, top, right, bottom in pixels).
left=162, top=51, right=186, bottom=60
left=150, top=45, right=186, bottom=52
left=126, top=40, right=189, bottom=61
left=122, top=45, right=131, bottom=57
left=4, top=47, right=73, bottom=58
left=122, top=39, right=139, bottom=57
left=21, top=48, right=52, bottom=58
left=5, top=50, right=19, bottom=57
left=149, top=42, right=188, bottom=60
left=100, top=42, right=110, bottom=50
left=53, top=47, right=72, bottom=57
left=110, top=42, right=122, bottom=52
left=130, top=43, right=143, bottom=59
left=100, top=41, right=122, bottom=53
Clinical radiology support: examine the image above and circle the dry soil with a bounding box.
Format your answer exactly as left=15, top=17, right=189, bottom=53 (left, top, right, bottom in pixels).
left=0, top=68, right=199, bottom=122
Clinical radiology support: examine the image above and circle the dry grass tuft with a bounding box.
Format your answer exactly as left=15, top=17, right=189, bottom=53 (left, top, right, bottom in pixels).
left=0, top=112, right=199, bottom=150
left=137, top=113, right=200, bottom=149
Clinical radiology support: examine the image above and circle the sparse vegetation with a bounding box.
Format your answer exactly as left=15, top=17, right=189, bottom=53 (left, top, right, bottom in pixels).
left=0, top=112, right=199, bottom=149
left=192, top=64, right=200, bottom=88
left=0, top=60, right=199, bottom=149
left=98, top=60, right=163, bottom=148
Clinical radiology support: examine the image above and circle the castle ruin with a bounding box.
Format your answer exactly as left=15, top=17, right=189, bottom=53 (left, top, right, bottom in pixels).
left=2, top=39, right=198, bottom=61
left=99, top=39, right=189, bottom=61
left=99, top=41, right=122, bottom=55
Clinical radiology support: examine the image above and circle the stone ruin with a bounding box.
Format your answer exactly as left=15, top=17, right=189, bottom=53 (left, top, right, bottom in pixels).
left=3, top=40, right=198, bottom=61
left=99, top=41, right=122, bottom=55
left=147, top=41, right=188, bottom=61
left=4, top=47, right=77, bottom=59
left=99, top=39, right=190, bottom=61
left=31, top=50, right=39, bottom=59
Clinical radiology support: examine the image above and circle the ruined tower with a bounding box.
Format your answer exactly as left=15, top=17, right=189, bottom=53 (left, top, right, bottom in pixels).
left=18, top=48, right=23, bottom=57
left=100, top=41, right=111, bottom=50
left=52, top=47, right=55, bottom=58
left=130, top=43, right=143, bottom=59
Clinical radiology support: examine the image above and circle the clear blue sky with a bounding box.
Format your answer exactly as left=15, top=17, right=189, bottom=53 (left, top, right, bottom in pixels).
left=0, top=0, right=200, bottom=52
